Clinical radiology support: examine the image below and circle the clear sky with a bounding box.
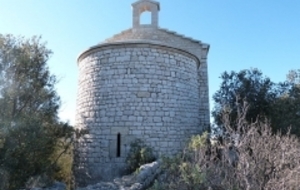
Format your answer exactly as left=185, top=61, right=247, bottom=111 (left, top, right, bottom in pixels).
left=1, top=0, right=299, bottom=125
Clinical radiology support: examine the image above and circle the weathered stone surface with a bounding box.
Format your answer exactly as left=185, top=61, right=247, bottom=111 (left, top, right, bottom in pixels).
left=136, top=91, right=151, bottom=98
left=26, top=174, right=52, bottom=189
left=76, top=182, right=118, bottom=190
left=111, top=127, right=129, bottom=134
left=76, top=161, right=161, bottom=190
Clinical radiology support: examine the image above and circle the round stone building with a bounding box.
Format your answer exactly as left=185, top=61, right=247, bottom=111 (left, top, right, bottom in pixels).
left=74, top=0, right=210, bottom=186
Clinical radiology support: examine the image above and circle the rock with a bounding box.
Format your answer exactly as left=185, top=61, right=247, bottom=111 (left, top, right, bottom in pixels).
left=76, top=182, right=118, bottom=190
left=25, top=182, right=67, bottom=190
left=26, top=174, right=67, bottom=190
left=45, top=181, right=67, bottom=190
left=76, top=161, right=161, bottom=190
left=129, top=183, right=143, bottom=190
left=134, top=161, right=161, bottom=189
left=26, top=173, right=52, bottom=189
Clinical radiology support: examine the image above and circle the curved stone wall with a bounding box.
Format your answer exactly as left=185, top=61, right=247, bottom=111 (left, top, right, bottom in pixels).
left=74, top=43, right=203, bottom=184
left=97, top=26, right=211, bottom=127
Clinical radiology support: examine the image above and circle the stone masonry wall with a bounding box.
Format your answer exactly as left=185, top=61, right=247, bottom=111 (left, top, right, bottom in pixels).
left=74, top=43, right=204, bottom=185
left=104, top=27, right=210, bottom=126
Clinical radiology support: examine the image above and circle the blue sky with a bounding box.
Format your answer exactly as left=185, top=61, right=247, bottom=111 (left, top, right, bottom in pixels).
left=1, top=0, right=299, bottom=125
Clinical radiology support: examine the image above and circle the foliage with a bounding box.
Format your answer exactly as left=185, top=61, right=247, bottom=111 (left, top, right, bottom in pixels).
left=269, top=69, right=300, bottom=135
left=148, top=103, right=300, bottom=190
left=50, top=137, right=73, bottom=189
left=219, top=102, right=300, bottom=189
left=188, top=132, right=209, bottom=151
left=0, top=35, right=59, bottom=124
left=212, top=68, right=300, bottom=136
left=212, top=68, right=275, bottom=131
left=0, top=34, right=73, bottom=189
left=147, top=180, right=165, bottom=190
left=126, top=139, right=155, bottom=173
left=287, top=69, right=300, bottom=84
left=147, top=133, right=212, bottom=190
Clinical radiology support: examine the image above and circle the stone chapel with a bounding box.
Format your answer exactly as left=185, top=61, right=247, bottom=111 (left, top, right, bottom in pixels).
left=74, top=0, right=210, bottom=186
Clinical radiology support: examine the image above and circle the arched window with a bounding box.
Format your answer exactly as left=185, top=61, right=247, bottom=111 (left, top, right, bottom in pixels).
left=117, top=133, right=121, bottom=157
left=140, top=11, right=151, bottom=25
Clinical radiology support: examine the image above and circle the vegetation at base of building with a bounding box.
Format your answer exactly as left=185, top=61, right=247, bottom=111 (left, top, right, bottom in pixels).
left=0, top=34, right=73, bottom=190
left=126, top=139, right=156, bottom=173
left=50, top=137, right=74, bottom=189
left=212, top=68, right=300, bottom=136
left=148, top=102, right=300, bottom=190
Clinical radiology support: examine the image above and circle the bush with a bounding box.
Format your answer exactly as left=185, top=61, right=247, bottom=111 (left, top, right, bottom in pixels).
left=148, top=133, right=212, bottom=190
left=0, top=120, right=73, bottom=190
left=126, top=139, right=155, bottom=173
left=148, top=103, right=300, bottom=190
left=50, top=138, right=73, bottom=190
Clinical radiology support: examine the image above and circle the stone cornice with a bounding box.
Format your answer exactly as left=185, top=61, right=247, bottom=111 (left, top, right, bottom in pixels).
left=77, top=41, right=201, bottom=68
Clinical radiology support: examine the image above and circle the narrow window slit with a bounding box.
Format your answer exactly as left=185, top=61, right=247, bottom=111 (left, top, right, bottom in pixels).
left=117, top=133, right=121, bottom=157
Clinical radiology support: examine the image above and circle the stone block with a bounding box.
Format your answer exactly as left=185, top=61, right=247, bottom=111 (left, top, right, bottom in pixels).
left=123, top=135, right=136, bottom=145
left=111, top=127, right=129, bottom=135
left=153, top=117, right=162, bottom=123
left=137, top=91, right=150, bottom=98
left=132, top=130, right=143, bottom=135
left=129, top=116, right=136, bottom=121
left=109, top=141, right=117, bottom=157
left=116, top=55, right=130, bottom=62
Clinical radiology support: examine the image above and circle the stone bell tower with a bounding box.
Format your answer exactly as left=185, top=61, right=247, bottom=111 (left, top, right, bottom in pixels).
left=132, top=0, right=160, bottom=28
left=74, top=0, right=210, bottom=186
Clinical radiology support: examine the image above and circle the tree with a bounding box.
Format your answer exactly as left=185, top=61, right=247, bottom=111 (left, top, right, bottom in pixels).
left=287, top=69, right=300, bottom=84
left=212, top=68, right=300, bottom=137
left=0, top=34, right=59, bottom=125
left=269, top=69, right=300, bottom=135
left=212, top=68, right=275, bottom=132
left=0, top=34, right=72, bottom=189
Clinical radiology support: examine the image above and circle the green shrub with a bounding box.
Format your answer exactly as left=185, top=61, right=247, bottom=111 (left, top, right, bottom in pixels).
left=148, top=133, right=210, bottom=190
left=0, top=121, right=73, bottom=190
left=179, top=162, right=206, bottom=188
left=188, top=132, right=209, bottom=151
left=147, top=180, right=166, bottom=190
left=126, top=139, right=155, bottom=173
left=50, top=138, right=73, bottom=190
